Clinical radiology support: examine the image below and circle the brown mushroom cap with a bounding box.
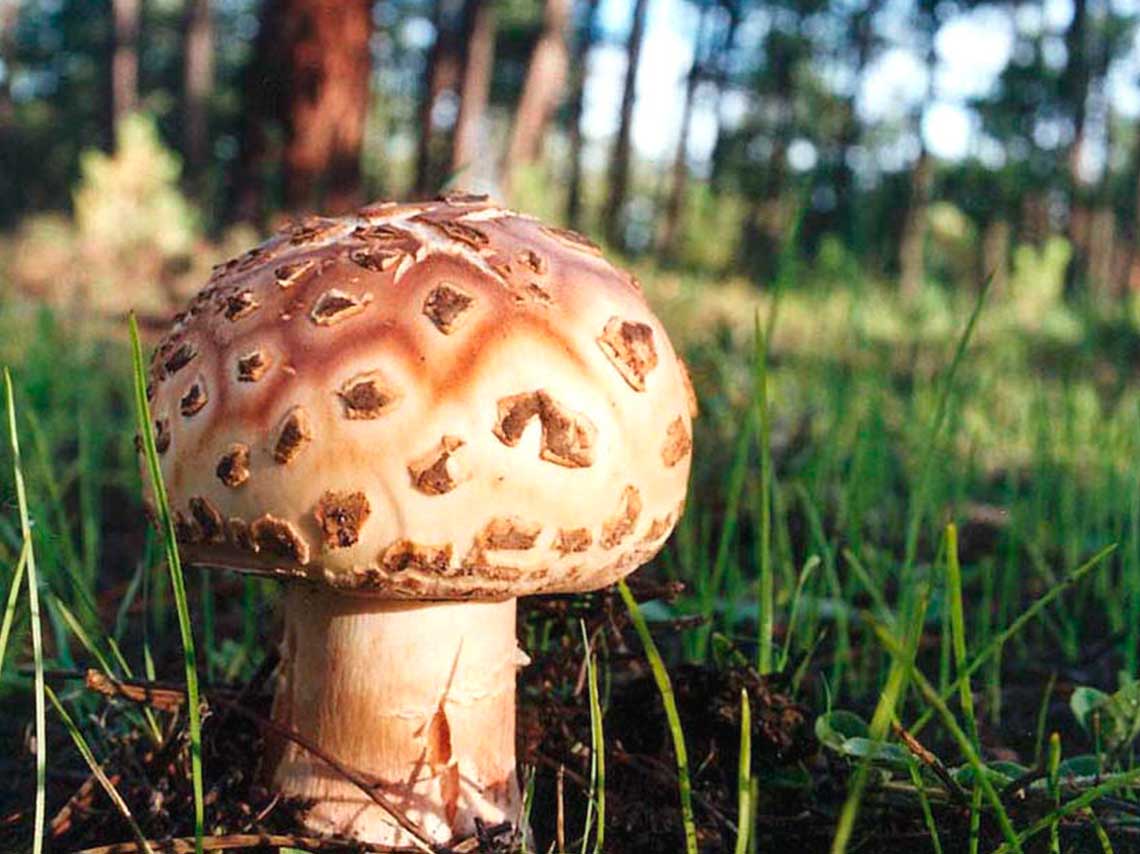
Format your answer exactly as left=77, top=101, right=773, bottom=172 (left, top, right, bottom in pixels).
left=146, top=194, right=694, bottom=599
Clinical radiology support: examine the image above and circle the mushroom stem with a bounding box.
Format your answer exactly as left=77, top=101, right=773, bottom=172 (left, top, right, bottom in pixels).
left=269, top=586, right=522, bottom=846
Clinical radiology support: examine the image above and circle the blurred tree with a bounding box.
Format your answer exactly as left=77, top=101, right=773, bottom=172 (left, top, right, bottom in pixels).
left=502, top=0, right=571, bottom=198
left=232, top=0, right=374, bottom=217
left=897, top=1, right=938, bottom=299
left=450, top=0, right=495, bottom=182
left=565, top=0, right=600, bottom=229
left=659, top=0, right=712, bottom=259
left=832, top=0, right=881, bottom=254
left=603, top=0, right=649, bottom=247
left=111, top=0, right=140, bottom=128
left=732, top=0, right=822, bottom=280
left=708, top=0, right=744, bottom=187
left=414, top=0, right=461, bottom=196
left=181, top=0, right=213, bottom=185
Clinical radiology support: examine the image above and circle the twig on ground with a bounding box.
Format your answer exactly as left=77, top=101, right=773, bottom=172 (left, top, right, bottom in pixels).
left=891, top=721, right=970, bottom=807
left=52, top=669, right=442, bottom=853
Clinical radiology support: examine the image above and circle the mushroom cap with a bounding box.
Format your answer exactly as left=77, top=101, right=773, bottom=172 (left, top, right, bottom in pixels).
left=145, top=194, right=695, bottom=599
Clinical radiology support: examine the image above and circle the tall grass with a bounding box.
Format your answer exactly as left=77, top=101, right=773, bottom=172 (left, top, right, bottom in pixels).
left=5, top=370, right=47, bottom=854
left=128, top=316, right=205, bottom=854
left=618, top=580, right=697, bottom=854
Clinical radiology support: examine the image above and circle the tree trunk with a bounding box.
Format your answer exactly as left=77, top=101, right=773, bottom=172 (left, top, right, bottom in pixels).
left=112, top=0, right=141, bottom=128
left=1063, top=0, right=1090, bottom=188
left=565, top=0, right=600, bottom=229
left=414, top=0, right=464, bottom=198
left=281, top=0, right=373, bottom=212
left=658, top=2, right=711, bottom=259
left=898, top=148, right=932, bottom=299
left=502, top=0, right=572, bottom=199
left=602, top=0, right=649, bottom=248
left=834, top=0, right=879, bottom=250
left=231, top=0, right=373, bottom=219
left=450, top=0, right=495, bottom=184
left=708, top=1, right=741, bottom=187
left=1062, top=0, right=1091, bottom=295
left=182, top=0, right=214, bottom=181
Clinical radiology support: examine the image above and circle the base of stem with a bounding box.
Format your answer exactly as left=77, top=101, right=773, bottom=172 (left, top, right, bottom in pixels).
left=269, top=587, right=522, bottom=846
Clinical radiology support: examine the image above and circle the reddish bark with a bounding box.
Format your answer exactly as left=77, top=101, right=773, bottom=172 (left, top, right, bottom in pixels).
left=112, top=0, right=140, bottom=127
left=183, top=0, right=214, bottom=178
left=232, top=0, right=373, bottom=218
left=450, top=0, right=496, bottom=181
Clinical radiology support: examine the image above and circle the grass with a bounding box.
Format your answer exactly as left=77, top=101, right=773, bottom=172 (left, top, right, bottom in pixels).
left=734, top=688, right=752, bottom=854
left=5, top=369, right=46, bottom=854
left=128, top=315, right=205, bottom=854
left=618, top=579, right=698, bottom=854
left=2, top=255, right=1140, bottom=850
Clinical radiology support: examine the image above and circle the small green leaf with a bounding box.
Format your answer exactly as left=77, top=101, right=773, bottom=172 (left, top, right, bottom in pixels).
left=1056, top=755, right=1101, bottom=780
left=1070, top=686, right=1109, bottom=733
left=815, top=710, right=870, bottom=749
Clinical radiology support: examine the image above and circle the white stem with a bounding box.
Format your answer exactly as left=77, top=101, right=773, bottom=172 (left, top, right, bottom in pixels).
left=269, top=587, right=522, bottom=846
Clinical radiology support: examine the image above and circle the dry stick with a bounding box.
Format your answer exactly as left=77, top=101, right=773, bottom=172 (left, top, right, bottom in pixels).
left=45, top=685, right=156, bottom=854
left=71, top=669, right=439, bottom=853
left=891, top=721, right=970, bottom=807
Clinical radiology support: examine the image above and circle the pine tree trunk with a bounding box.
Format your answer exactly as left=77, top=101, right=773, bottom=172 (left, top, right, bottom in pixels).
left=1062, top=0, right=1091, bottom=295
left=112, top=0, right=140, bottom=128
left=898, top=149, right=932, bottom=299
left=658, top=2, right=710, bottom=258
left=565, top=0, right=600, bottom=229
left=279, top=0, right=373, bottom=212
left=414, top=0, right=463, bottom=198
left=231, top=0, right=372, bottom=219
left=602, top=0, right=649, bottom=248
left=0, top=2, right=16, bottom=122
left=450, top=0, right=495, bottom=183
left=502, top=0, right=571, bottom=198
left=708, top=1, right=741, bottom=187
left=182, top=0, right=213, bottom=182
left=834, top=0, right=878, bottom=250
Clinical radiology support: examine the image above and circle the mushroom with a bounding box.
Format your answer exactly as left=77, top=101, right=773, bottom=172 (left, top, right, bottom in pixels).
left=144, top=194, right=695, bottom=846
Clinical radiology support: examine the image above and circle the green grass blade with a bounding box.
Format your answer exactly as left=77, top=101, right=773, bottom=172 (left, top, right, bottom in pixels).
left=991, top=766, right=1140, bottom=853
left=777, top=554, right=819, bottom=673
left=869, top=620, right=1021, bottom=851
left=580, top=622, right=606, bottom=854
left=48, top=594, right=162, bottom=743
left=1047, top=732, right=1061, bottom=854
left=128, top=316, right=205, bottom=854
left=5, top=369, right=47, bottom=854
left=753, top=311, right=775, bottom=675
left=618, top=580, right=697, bottom=854
left=734, top=688, right=752, bottom=854
left=831, top=577, right=932, bottom=854
left=945, top=524, right=977, bottom=744
left=911, top=544, right=1115, bottom=736
left=46, top=685, right=156, bottom=854
left=0, top=541, right=29, bottom=681
left=901, top=278, right=990, bottom=580
left=906, top=757, right=944, bottom=854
